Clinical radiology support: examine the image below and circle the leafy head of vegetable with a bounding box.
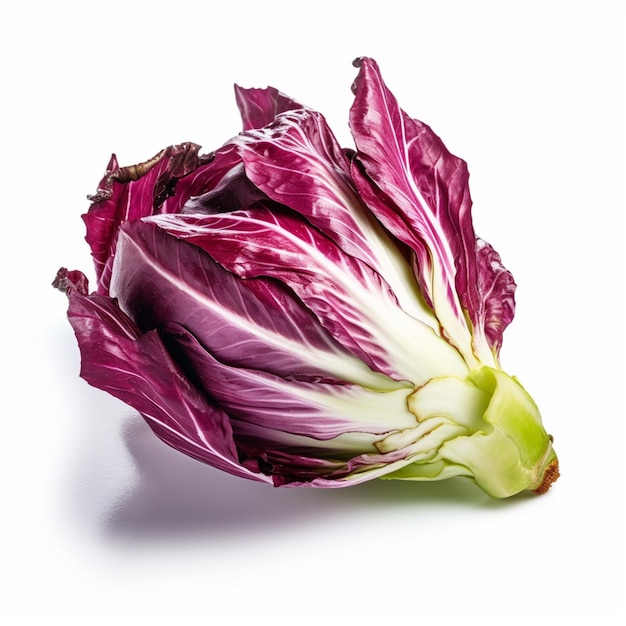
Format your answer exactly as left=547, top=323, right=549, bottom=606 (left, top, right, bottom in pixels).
left=54, top=57, right=558, bottom=498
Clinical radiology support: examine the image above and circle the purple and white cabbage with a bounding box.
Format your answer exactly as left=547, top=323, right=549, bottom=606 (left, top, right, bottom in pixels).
left=55, top=57, right=558, bottom=497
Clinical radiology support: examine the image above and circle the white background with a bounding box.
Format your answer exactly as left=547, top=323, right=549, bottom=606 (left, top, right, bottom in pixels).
left=1, top=1, right=624, bottom=624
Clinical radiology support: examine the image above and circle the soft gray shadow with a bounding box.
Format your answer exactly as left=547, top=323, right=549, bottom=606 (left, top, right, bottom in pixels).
left=101, top=418, right=532, bottom=541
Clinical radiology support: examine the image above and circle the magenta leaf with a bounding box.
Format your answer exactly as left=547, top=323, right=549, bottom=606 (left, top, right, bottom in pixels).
left=149, top=208, right=468, bottom=385
left=234, top=84, right=305, bottom=130
left=110, top=218, right=396, bottom=388
left=55, top=268, right=269, bottom=483
left=231, top=106, right=442, bottom=329
left=83, top=143, right=204, bottom=294
left=233, top=109, right=383, bottom=269
left=161, top=321, right=416, bottom=440
left=349, top=57, right=515, bottom=363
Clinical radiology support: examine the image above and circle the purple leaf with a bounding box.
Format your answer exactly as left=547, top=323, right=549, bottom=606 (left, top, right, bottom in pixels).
left=158, top=142, right=280, bottom=217
left=150, top=208, right=468, bottom=385
left=55, top=268, right=268, bottom=483
left=83, top=143, right=204, bottom=295
left=232, top=106, right=442, bottom=329
left=234, top=109, right=383, bottom=269
left=110, top=218, right=394, bottom=388
left=349, top=57, right=515, bottom=362
left=234, top=84, right=305, bottom=130
left=161, top=321, right=416, bottom=442
left=475, top=239, right=516, bottom=353
left=234, top=426, right=419, bottom=487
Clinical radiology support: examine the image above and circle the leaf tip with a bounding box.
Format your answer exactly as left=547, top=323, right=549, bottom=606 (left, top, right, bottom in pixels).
left=52, top=267, right=89, bottom=296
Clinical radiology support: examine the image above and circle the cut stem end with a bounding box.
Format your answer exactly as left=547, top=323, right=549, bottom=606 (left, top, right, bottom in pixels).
left=532, top=459, right=560, bottom=495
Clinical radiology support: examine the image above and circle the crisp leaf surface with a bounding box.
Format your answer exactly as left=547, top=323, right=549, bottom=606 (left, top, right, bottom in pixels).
left=150, top=209, right=468, bottom=385
left=350, top=57, right=515, bottom=363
